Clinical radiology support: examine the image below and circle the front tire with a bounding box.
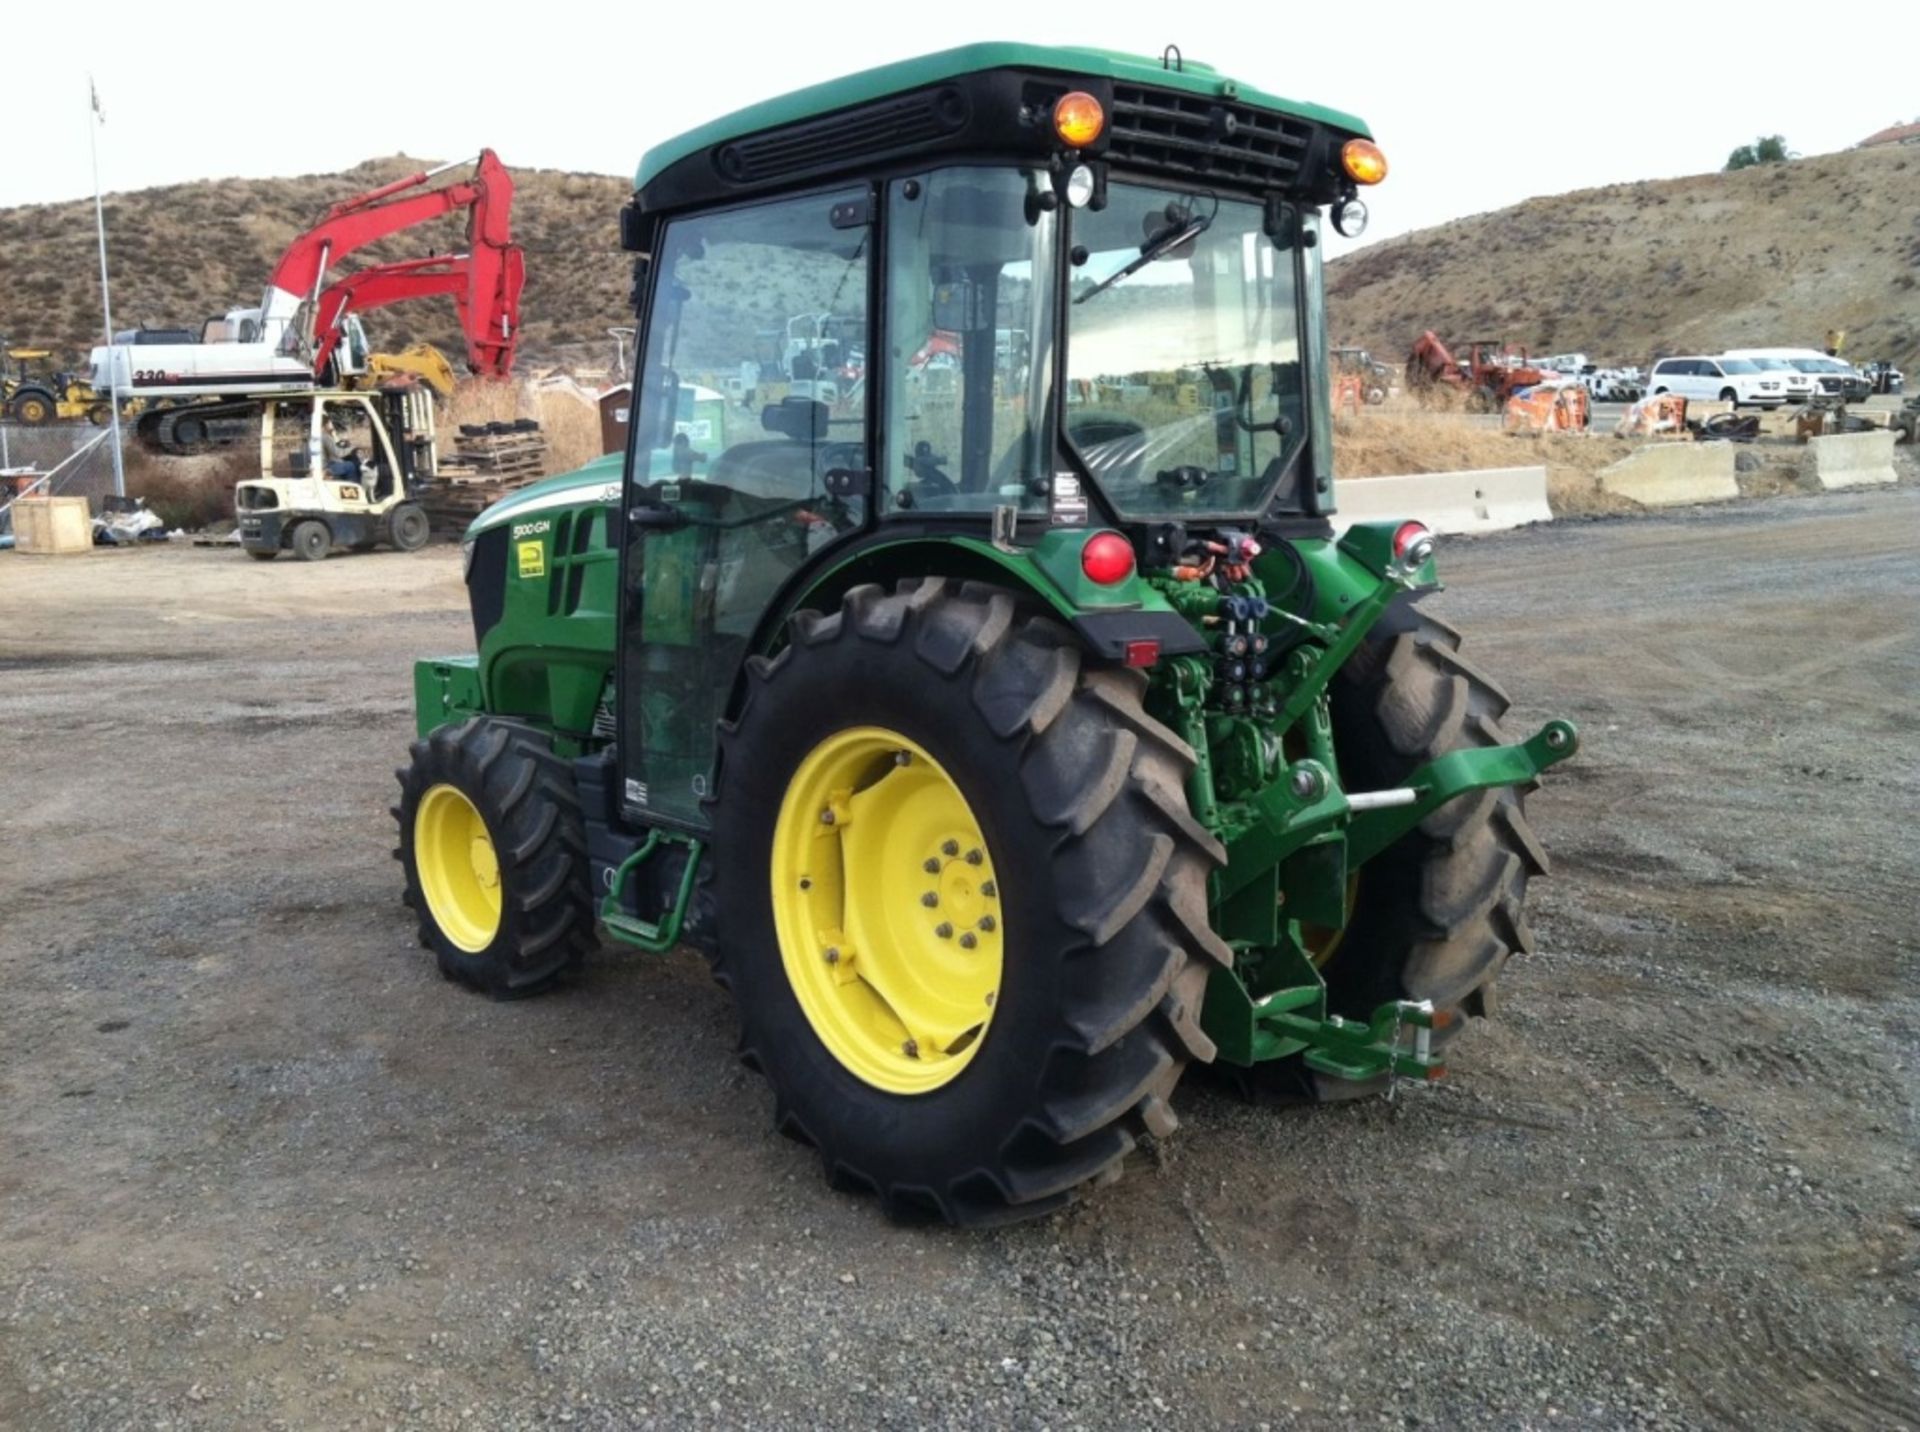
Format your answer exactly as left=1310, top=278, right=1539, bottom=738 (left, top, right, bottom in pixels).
left=394, top=718, right=595, bottom=998
left=710, top=579, right=1228, bottom=1224
left=388, top=501, right=429, bottom=552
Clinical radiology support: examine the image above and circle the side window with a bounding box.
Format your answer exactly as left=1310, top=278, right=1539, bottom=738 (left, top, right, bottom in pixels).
left=1702, top=360, right=1723, bottom=377
left=882, top=168, right=1058, bottom=514
left=632, top=189, right=870, bottom=508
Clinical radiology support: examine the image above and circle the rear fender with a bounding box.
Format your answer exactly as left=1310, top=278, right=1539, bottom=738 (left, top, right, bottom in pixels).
left=760, top=532, right=1207, bottom=666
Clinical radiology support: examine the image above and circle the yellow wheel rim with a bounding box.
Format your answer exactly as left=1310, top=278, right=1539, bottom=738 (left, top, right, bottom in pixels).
left=414, top=783, right=503, bottom=953
left=771, top=727, right=1004, bottom=1095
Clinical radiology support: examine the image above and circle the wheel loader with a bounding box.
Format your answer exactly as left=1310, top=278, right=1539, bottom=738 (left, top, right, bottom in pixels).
left=396, top=44, right=1578, bottom=1224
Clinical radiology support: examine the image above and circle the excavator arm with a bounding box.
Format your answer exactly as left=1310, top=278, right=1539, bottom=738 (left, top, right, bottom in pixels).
left=268, top=151, right=515, bottom=303
left=310, top=248, right=524, bottom=380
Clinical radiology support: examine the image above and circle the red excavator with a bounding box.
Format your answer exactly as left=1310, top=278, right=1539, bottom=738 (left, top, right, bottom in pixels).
left=1405, top=331, right=1552, bottom=413
left=98, top=151, right=523, bottom=453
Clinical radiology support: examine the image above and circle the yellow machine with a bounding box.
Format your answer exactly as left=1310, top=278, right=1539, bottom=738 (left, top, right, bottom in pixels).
left=2, top=347, right=110, bottom=425
left=357, top=343, right=457, bottom=399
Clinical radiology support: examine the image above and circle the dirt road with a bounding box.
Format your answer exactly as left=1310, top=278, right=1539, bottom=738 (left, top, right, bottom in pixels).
left=2, top=489, right=1916, bottom=1430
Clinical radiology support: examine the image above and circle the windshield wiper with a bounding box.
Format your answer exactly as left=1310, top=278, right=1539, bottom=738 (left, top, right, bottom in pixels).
left=1074, top=213, right=1213, bottom=305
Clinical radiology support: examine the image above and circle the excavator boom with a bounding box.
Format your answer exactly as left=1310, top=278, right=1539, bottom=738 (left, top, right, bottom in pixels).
left=267, top=151, right=516, bottom=314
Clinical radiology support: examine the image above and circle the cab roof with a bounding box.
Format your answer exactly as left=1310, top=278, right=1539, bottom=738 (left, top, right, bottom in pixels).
left=634, top=43, right=1370, bottom=192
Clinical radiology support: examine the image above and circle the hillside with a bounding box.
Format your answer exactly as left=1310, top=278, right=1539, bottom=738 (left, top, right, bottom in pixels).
left=1328, top=144, right=1920, bottom=371
left=0, top=157, right=633, bottom=369
left=3, top=145, right=1917, bottom=377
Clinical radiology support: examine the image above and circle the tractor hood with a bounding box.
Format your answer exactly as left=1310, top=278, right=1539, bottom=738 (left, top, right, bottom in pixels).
left=466, top=453, right=624, bottom=541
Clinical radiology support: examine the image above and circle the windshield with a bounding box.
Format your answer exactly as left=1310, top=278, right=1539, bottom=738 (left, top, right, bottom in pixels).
left=1719, top=358, right=1759, bottom=374
left=1790, top=357, right=1846, bottom=374
left=1747, top=357, right=1793, bottom=373
left=1064, top=182, right=1305, bottom=519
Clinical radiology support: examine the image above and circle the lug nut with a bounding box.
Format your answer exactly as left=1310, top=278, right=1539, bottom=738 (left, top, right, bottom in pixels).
left=978, top=915, right=996, bottom=932
left=921, top=892, right=939, bottom=908
left=819, top=808, right=836, bottom=825
left=941, top=839, right=959, bottom=857
left=981, top=880, right=996, bottom=898
left=935, top=922, right=953, bottom=939
left=902, top=1039, right=919, bottom=1058
left=965, top=848, right=983, bottom=866
left=923, top=857, right=941, bottom=874
left=823, top=947, right=840, bottom=964
left=958, top=932, right=977, bottom=950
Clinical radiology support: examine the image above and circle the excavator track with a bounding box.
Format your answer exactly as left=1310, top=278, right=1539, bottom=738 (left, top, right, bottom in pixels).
left=136, top=400, right=263, bottom=454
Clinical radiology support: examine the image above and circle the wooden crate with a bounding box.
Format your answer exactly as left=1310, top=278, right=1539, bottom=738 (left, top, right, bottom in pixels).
left=12, top=496, right=93, bottom=555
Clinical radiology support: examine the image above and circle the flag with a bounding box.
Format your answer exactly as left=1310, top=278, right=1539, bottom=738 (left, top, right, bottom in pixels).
left=90, top=78, right=104, bottom=123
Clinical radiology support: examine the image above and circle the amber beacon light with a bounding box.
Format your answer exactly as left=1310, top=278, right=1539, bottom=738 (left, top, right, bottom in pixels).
left=1341, top=138, right=1388, bottom=185
left=1053, top=92, right=1105, bottom=147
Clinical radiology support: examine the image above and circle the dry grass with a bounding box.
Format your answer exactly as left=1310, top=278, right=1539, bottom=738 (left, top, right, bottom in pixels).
left=440, top=378, right=608, bottom=477
left=122, top=448, right=252, bottom=530
left=1332, top=407, right=1640, bottom=516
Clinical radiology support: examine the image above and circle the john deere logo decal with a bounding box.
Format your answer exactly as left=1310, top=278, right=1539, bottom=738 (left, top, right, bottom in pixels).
left=516, top=539, right=546, bottom=579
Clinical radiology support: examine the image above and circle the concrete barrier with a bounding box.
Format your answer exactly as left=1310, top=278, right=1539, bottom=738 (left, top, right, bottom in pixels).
left=1801, top=430, right=1897, bottom=489
left=1332, top=466, right=1551, bottom=537
left=1598, top=443, right=1738, bottom=506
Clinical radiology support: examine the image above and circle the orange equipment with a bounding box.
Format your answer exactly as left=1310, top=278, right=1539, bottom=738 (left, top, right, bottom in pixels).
left=1502, top=385, right=1590, bottom=433
left=1406, top=331, right=1553, bottom=413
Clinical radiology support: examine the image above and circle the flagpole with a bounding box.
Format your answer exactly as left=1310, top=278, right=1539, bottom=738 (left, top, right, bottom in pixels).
left=89, top=76, right=125, bottom=498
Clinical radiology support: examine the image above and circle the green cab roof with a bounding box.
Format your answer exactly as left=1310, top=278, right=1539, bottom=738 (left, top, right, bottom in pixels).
left=635, top=43, right=1370, bottom=191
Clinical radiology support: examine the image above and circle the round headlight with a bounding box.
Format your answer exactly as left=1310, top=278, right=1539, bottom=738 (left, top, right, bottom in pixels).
left=1332, top=198, right=1369, bottom=238
left=1064, top=164, right=1096, bottom=209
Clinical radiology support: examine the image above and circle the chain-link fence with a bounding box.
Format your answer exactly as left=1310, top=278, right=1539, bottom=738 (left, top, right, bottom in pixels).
left=0, top=424, right=122, bottom=538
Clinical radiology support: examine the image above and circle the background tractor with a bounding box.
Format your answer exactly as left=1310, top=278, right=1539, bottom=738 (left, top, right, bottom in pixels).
left=396, top=44, right=1577, bottom=1225
left=2, top=344, right=108, bottom=425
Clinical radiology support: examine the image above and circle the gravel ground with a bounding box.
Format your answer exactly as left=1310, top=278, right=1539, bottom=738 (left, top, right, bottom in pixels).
left=2, top=484, right=1917, bottom=1430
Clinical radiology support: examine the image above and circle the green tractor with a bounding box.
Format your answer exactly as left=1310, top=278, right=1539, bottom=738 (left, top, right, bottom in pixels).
left=396, top=44, right=1577, bottom=1224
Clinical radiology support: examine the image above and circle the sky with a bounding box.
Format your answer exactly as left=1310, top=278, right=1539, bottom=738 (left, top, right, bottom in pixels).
left=6, top=1, right=1916, bottom=260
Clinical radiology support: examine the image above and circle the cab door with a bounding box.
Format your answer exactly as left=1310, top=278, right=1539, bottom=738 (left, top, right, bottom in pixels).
left=616, top=188, right=874, bottom=830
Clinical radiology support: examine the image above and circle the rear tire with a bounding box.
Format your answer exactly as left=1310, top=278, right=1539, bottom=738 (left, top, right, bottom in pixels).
left=710, top=578, right=1229, bottom=1224
left=388, top=502, right=429, bottom=552
left=290, top=520, right=331, bottom=561
left=10, top=392, right=54, bottom=425
left=394, top=718, right=595, bottom=998
left=1229, top=599, right=1543, bottom=1106
left=1320, top=598, right=1545, bottom=1032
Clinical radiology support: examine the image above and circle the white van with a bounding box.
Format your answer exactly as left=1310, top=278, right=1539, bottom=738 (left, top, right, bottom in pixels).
left=1723, top=349, right=1871, bottom=401
left=1646, top=355, right=1785, bottom=408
